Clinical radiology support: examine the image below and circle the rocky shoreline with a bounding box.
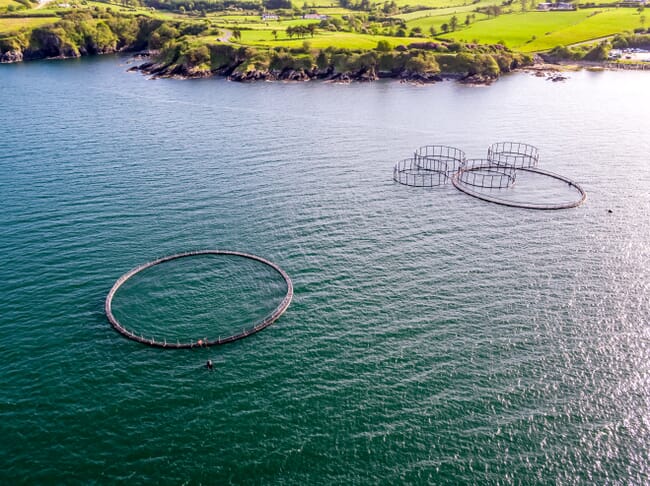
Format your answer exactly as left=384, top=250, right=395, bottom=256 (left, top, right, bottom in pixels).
left=129, top=53, right=497, bottom=85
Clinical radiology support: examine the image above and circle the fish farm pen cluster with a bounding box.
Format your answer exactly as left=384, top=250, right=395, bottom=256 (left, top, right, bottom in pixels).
left=393, top=142, right=586, bottom=210
left=105, top=250, right=293, bottom=349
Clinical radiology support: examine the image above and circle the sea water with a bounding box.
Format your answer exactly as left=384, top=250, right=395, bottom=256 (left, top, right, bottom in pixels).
left=1, top=57, right=649, bottom=483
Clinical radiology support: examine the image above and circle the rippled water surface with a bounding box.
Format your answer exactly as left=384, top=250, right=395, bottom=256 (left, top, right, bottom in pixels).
left=1, top=57, right=649, bottom=483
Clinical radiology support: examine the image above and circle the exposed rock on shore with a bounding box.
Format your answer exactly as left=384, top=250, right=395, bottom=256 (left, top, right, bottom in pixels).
left=132, top=60, right=464, bottom=84
left=0, top=50, right=23, bottom=63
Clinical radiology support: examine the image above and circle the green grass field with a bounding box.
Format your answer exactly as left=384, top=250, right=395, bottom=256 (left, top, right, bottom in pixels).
left=404, top=10, right=490, bottom=32
left=0, top=0, right=646, bottom=55
left=534, top=9, right=644, bottom=49
left=211, top=16, right=322, bottom=30
left=390, top=0, right=476, bottom=9
left=0, top=16, right=58, bottom=33
left=435, top=8, right=643, bottom=50
left=235, top=28, right=404, bottom=49
left=395, top=4, right=480, bottom=21
left=0, top=0, right=23, bottom=8
left=86, top=5, right=650, bottom=53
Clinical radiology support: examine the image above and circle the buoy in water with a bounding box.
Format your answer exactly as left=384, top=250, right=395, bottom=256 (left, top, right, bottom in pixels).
left=206, top=360, right=213, bottom=370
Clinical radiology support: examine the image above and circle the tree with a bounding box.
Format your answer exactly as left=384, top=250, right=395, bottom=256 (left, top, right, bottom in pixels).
left=450, top=15, right=458, bottom=31
left=272, top=29, right=278, bottom=40
left=429, top=26, right=437, bottom=36
left=232, top=28, right=242, bottom=41
left=487, top=5, right=502, bottom=16
left=307, top=23, right=316, bottom=37
left=465, top=14, right=471, bottom=26
left=316, top=49, right=328, bottom=68
left=441, top=23, right=449, bottom=33
left=286, top=25, right=294, bottom=38
left=520, top=0, right=527, bottom=12
left=376, top=39, right=391, bottom=51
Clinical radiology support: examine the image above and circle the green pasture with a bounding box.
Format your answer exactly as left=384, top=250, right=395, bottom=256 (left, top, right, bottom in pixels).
left=438, top=8, right=644, bottom=51
left=212, top=16, right=322, bottom=30
left=235, top=28, right=403, bottom=49
left=390, top=0, right=476, bottom=9
left=395, top=0, right=503, bottom=21
left=0, top=0, right=23, bottom=9
left=439, top=10, right=591, bottom=48
left=0, top=16, right=57, bottom=33
left=404, top=10, right=489, bottom=31
left=396, top=6, right=469, bottom=21
left=536, top=8, right=644, bottom=48
left=295, top=0, right=340, bottom=7
left=308, top=7, right=355, bottom=14
left=12, top=0, right=155, bottom=16
left=88, top=0, right=181, bottom=17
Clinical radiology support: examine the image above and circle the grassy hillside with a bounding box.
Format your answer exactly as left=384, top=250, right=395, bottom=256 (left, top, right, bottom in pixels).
left=0, top=0, right=648, bottom=70
left=0, top=16, right=57, bottom=31
left=435, top=8, right=645, bottom=51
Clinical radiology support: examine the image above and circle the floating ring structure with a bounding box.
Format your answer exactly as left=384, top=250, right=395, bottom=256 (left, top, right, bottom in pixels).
left=451, top=167, right=586, bottom=210
left=488, top=142, right=539, bottom=168
left=457, top=158, right=517, bottom=189
left=393, top=157, right=450, bottom=187
left=394, top=141, right=586, bottom=210
left=105, top=250, right=294, bottom=349
left=394, top=145, right=466, bottom=187
left=414, top=145, right=466, bottom=173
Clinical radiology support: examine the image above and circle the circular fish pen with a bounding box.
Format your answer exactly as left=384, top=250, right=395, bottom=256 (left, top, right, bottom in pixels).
left=455, top=158, right=517, bottom=189
left=105, top=250, right=294, bottom=349
left=394, top=141, right=586, bottom=210
left=393, top=158, right=450, bottom=187
left=487, top=142, right=539, bottom=168
left=414, top=145, right=466, bottom=173
left=451, top=167, right=586, bottom=210
left=394, top=145, right=466, bottom=187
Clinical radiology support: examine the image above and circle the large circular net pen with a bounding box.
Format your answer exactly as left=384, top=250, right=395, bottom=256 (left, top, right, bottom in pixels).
left=105, top=250, right=294, bottom=349
left=452, top=167, right=586, bottom=210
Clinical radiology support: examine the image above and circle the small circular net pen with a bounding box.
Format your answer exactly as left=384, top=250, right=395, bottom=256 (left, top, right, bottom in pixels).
left=393, top=158, right=450, bottom=187
left=454, top=158, right=518, bottom=189
left=393, top=145, right=466, bottom=187
left=414, top=145, right=466, bottom=173
left=487, top=142, right=539, bottom=169
left=105, top=250, right=294, bottom=349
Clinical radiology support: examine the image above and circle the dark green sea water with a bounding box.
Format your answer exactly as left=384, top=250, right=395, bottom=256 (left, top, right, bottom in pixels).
left=1, top=57, right=649, bottom=484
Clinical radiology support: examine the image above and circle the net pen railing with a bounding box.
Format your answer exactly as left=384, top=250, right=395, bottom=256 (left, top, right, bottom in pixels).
left=414, top=145, right=466, bottom=173
left=393, top=158, right=449, bottom=187
left=455, top=159, right=517, bottom=189
left=487, top=142, right=539, bottom=168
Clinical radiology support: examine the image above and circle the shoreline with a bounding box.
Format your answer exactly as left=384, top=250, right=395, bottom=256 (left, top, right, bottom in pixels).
left=3, top=49, right=648, bottom=85
left=129, top=56, right=483, bottom=85
left=128, top=55, right=648, bottom=85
